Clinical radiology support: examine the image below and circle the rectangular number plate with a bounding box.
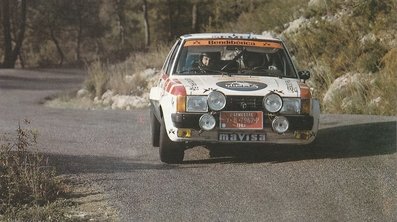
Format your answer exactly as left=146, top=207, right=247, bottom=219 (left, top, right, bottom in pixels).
left=219, top=111, right=263, bottom=129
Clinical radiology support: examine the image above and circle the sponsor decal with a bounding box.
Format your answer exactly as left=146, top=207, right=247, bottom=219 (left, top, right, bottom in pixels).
left=271, top=89, right=284, bottom=94
left=184, top=78, right=199, bottom=91
left=285, top=79, right=298, bottom=94
left=184, top=40, right=283, bottom=49
left=203, top=88, right=216, bottom=93
left=209, top=40, right=255, bottom=46
left=216, top=81, right=267, bottom=91
left=219, top=133, right=266, bottom=142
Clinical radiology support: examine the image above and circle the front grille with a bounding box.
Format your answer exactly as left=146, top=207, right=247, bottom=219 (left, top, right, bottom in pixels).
left=224, top=96, right=264, bottom=111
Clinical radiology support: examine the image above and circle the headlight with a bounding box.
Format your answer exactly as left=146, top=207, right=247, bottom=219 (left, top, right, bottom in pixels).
left=263, top=94, right=283, bottom=113
left=208, top=91, right=226, bottom=111
left=186, top=96, right=208, bottom=112
left=280, top=98, right=301, bottom=114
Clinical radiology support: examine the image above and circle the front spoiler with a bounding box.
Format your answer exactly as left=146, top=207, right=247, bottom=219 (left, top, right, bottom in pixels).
left=171, top=128, right=316, bottom=145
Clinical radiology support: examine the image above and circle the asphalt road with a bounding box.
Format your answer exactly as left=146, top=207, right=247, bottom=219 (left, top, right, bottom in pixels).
left=0, top=69, right=396, bottom=221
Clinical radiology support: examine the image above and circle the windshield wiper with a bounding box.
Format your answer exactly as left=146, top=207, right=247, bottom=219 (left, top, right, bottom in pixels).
left=240, top=69, right=284, bottom=78
left=201, top=67, right=229, bottom=75
left=178, top=68, right=226, bottom=75
left=220, top=49, right=246, bottom=72
left=178, top=69, right=199, bottom=74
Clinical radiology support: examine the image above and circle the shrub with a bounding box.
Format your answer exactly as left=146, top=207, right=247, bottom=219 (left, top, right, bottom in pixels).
left=85, top=43, right=170, bottom=98
left=0, top=121, right=66, bottom=220
left=85, top=59, right=110, bottom=98
left=219, top=0, right=309, bottom=33
left=375, top=48, right=397, bottom=115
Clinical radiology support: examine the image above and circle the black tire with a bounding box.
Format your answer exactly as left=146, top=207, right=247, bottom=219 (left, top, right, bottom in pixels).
left=150, top=109, right=160, bottom=147
left=159, top=118, right=184, bottom=164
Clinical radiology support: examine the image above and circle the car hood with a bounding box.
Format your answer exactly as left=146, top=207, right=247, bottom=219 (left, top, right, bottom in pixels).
left=173, top=75, right=301, bottom=97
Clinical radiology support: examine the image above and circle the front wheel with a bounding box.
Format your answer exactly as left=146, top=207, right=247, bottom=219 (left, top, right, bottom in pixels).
left=159, top=118, right=185, bottom=164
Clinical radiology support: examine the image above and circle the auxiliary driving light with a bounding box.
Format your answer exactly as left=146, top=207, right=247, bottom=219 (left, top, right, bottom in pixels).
left=272, top=116, right=289, bottom=134
left=199, top=114, right=216, bottom=131
left=177, top=129, right=191, bottom=138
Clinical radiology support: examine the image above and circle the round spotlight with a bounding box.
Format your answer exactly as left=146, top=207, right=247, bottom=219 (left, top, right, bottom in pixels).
left=272, top=116, right=289, bottom=134
left=208, top=91, right=226, bottom=111
left=263, top=94, right=283, bottom=113
left=199, top=114, right=216, bottom=131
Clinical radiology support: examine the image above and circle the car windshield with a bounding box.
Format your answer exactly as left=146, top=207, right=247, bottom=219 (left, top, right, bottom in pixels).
left=174, top=39, right=297, bottom=78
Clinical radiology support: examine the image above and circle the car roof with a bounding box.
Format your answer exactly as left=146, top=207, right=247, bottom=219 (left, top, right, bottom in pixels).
left=180, top=33, right=281, bottom=42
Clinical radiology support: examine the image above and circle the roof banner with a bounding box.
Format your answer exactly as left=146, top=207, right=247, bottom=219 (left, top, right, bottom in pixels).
left=184, top=39, right=283, bottom=49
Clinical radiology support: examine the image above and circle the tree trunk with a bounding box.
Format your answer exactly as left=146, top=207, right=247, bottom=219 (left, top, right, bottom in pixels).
left=76, top=13, right=82, bottom=63
left=2, top=0, right=13, bottom=68
left=49, top=24, right=65, bottom=66
left=192, top=3, right=197, bottom=32
left=166, top=0, right=174, bottom=41
left=115, top=0, right=126, bottom=47
left=1, top=0, right=27, bottom=68
left=142, top=0, right=150, bottom=48
left=13, top=0, right=27, bottom=63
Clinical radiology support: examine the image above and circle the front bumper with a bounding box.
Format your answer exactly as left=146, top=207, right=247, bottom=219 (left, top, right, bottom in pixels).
left=170, top=113, right=316, bottom=145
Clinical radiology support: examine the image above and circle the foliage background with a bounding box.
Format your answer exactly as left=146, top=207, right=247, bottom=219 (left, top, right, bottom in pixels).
left=1, top=0, right=396, bottom=115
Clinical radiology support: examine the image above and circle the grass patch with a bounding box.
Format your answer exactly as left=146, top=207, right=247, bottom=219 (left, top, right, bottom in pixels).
left=0, top=121, right=68, bottom=221
left=0, top=122, right=118, bottom=220
left=84, top=44, right=170, bottom=99
left=85, top=59, right=110, bottom=98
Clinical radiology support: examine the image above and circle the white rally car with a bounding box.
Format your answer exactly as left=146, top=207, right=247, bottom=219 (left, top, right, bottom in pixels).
left=150, top=33, right=320, bottom=163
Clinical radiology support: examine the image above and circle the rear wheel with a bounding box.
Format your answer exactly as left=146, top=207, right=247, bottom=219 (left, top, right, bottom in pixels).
left=159, top=118, right=184, bottom=164
left=150, top=109, right=160, bottom=147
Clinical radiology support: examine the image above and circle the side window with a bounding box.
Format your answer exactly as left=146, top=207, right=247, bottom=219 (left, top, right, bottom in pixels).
left=166, top=40, right=182, bottom=75
left=162, top=39, right=181, bottom=74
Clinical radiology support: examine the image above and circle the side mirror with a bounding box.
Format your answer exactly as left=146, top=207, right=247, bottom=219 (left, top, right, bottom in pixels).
left=298, top=70, right=311, bottom=81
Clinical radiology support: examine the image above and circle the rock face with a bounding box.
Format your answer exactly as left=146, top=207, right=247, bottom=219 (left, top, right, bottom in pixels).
left=322, top=72, right=375, bottom=112
left=323, top=73, right=361, bottom=104
left=91, top=68, right=159, bottom=110
left=282, top=17, right=309, bottom=35
left=282, top=0, right=396, bottom=114
left=94, top=89, right=150, bottom=110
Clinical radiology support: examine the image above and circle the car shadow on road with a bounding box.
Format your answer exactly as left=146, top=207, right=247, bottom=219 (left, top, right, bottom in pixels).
left=185, top=121, right=397, bottom=164
left=45, top=121, right=396, bottom=174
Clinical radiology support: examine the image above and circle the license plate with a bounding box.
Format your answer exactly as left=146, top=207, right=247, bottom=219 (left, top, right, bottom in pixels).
left=219, top=111, right=263, bottom=129
left=219, top=133, right=266, bottom=142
